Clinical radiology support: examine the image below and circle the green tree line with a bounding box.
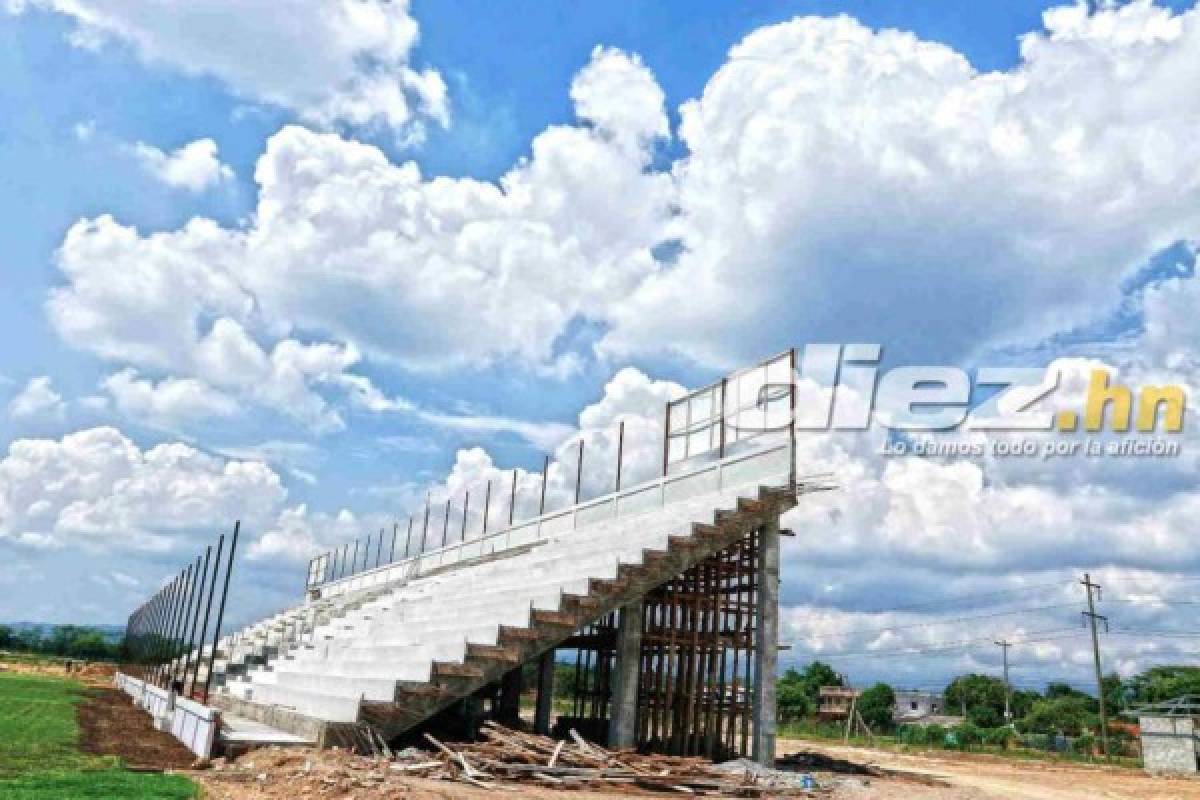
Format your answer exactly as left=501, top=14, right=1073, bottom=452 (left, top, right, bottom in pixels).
left=0, top=624, right=122, bottom=661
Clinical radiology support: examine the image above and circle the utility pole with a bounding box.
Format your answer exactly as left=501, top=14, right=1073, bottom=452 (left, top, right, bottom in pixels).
left=994, top=639, right=1012, bottom=723
left=1081, top=573, right=1110, bottom=757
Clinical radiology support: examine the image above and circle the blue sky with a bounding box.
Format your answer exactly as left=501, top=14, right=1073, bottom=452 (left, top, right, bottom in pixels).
left=1, top=0, right=1198, bottom=690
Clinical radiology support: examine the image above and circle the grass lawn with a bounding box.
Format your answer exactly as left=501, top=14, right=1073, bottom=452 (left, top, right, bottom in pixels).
left=0, top=671, right=196, bottom=799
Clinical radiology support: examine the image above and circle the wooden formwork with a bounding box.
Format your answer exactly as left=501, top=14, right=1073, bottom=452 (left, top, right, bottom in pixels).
left=560, top=529, right=761, bottom=760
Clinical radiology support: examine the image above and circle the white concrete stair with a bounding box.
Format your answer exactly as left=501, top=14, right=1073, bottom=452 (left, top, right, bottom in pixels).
left=213, top=482, right=794, bottom=741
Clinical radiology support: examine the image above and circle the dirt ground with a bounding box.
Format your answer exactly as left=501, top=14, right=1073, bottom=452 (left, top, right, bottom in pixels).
left=779, top=739, right=1200, bottom=800
left=0, top=654, right=116, bottom=684
left=78, top=687, right=198, bottom=770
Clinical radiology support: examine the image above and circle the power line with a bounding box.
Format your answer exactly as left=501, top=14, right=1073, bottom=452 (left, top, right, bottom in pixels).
left=844, top=580, right=1071, bottom=616
left=793, top=603, right=1081, bottom=641
left=792, top=628, right=1087, bottom=660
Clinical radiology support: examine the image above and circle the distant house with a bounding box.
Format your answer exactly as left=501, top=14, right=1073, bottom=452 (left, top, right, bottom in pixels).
left=818, top=686, right=860, bottom=720
left=893, top=690, right=963, bottom=727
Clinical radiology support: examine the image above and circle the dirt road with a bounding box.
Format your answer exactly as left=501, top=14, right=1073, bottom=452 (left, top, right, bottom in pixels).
left=780, top=739, right=1200, bottom=800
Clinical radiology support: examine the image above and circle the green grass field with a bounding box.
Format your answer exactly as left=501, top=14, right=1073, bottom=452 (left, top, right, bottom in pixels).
left=0, top=671, right=196, bottom=799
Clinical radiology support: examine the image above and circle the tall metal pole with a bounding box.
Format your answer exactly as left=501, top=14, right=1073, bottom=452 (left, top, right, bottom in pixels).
left=174, top=555, right=202, bottom=687
left=157, top=571, right=185, bottom=686
left=615, top=420, right=625, bottom=491
left=461, top=491, right=470, bottom=542
left=189, top=534, right=224, bottom=696
left=203, top=521, right=240, bottom=702
left=404, top=516, right=414, bottom=558
left=662, top=401, right=671, bottom=476
left=574, top=439, right=585, bottom=505
left=718, top=378, right=728, bottom=459
left=482, top=480, right=491, bottom=534
left=442, top=498, right=451, bottom=547
left=420, top=494, right=431, bottom=552
left=350, top=538, right=359, bottom=577
left=1082, top=573, right=1110, bottom=756
left=155, top=582, right=172, bottom=682
left=181, top=547, right=211, bottom=692
left=788, top=348, right=797, bottom=487
left=539, top=455, right=550, bottom=515
left=389, top=523, right=398, bottom=563
left=509, top=469, right=518, bottom=525
left=995, top=639, right=1012, bottom=723
left=376, top=529, right=384, bottom=568
left=340, top=542, right=349, bottom=578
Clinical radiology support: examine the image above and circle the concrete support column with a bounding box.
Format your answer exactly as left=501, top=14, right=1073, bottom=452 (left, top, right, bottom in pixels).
left=497, top=667, right=523, bottom=726
left=609, top=600, right=644, bottom=749
left=752, top=517, right=781, bottom=766
left=534, top=650, right=556, bottom=735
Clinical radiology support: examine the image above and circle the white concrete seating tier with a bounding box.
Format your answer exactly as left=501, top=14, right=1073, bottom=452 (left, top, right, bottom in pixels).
left=220, top=483, right=760, bottom=723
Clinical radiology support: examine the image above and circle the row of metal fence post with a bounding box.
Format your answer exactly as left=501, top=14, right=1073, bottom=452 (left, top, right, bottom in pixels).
left=122, top=521, right=240, bottom=703
left=307, top=349, right=798, bottom=591
left=310, top=418, right=635, bottom=589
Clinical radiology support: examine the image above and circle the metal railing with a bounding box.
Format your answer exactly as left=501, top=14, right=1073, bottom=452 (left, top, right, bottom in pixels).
left=306, top=350, right=799, bottom=598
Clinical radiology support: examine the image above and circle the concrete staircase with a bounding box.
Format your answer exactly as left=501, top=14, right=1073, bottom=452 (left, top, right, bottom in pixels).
left=211, top=481, right=794, bottom=743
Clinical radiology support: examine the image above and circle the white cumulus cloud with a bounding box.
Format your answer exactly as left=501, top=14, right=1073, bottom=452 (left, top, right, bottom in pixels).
left=132, top=138, right=233, bottom=192
left=8, top=0, right=447, bottom=139
left=8, top=376, right=66, bottom=421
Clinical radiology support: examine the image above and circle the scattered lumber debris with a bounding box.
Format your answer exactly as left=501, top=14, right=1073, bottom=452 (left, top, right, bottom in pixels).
left=402, top=722, right=826, bottom=795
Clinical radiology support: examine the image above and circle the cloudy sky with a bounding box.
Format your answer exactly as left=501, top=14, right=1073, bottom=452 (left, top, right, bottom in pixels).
left=1, top=0, right=1198, bottom=692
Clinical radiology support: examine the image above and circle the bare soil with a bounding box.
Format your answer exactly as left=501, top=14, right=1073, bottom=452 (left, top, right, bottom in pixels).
left=779, top=739, right=1200, bottom=800
left=77, top=687, right=198, bottom=770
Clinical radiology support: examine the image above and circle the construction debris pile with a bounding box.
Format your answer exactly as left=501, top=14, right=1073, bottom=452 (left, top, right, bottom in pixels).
left=197, top=724, right=828, bottom=798
left=414, top=722, right=823, bottom=795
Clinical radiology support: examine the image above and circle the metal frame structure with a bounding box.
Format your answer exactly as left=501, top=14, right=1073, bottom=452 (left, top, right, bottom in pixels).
left=558, top=529, right=764, bottom=760
left=122, top=521, right=240, bottom=702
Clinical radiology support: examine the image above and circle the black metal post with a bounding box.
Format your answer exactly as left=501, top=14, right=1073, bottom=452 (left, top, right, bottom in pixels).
left=441, top=497, right=450, bottom=547
left=539, top=454, right=549, bottom=515
left=509, top=469, right=517, bottom=525
left=404, top=516, right=414, bottom=558
left=189, top=533, right=224, bottom=697
left=662, top=401, right=671, bottom=476
left=421, top=494, right=431, bottom=553
left=149, top=593, right=161, bottom=681
left=181, top=546, right=211, bottom=693
left=203, top=521, right=239, bottom=702
left=376, top=529, right=384, bottom=567
left=389, top=523, right=398, bottom=563
left=616, top=419, right=625, bottom=491
left=340, top=543, right=349, bottom=578
left=173, top=556, right=202, bottom=688
left=718, top=377, right=728, bottom=459
left=483, top=480, right=491, bottom=534
left=350, top=538, right=359, bottom=577
left=157, top=571, right=185, bottom=687
left=461, top=491, right=470, bottom=542
left=575, top=439, right=585, bottom=505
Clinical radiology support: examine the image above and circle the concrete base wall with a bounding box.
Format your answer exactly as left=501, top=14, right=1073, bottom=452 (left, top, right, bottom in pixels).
left=1140, top=715, right=1199, bottom=774
left=115, top=673, right=219, bottom=758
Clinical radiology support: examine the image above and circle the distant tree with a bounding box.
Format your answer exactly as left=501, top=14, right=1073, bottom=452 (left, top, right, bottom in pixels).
left=953, top=720, right=982, bottom=749
left=778, top=670, right=814, bottom=721
left=1018, top=695, right=1097, bottom=737
left=1126, top=666, right=1200, bottom=704
left=1044, top=681, right=1086, bottom=700
left=857, top=683, right=896, bottom=732
left=944, top=674, right=1007, bottom=727
left=1011, top=689, right=1039, bottom=720
left=0, top=624, right=13, bottom=649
